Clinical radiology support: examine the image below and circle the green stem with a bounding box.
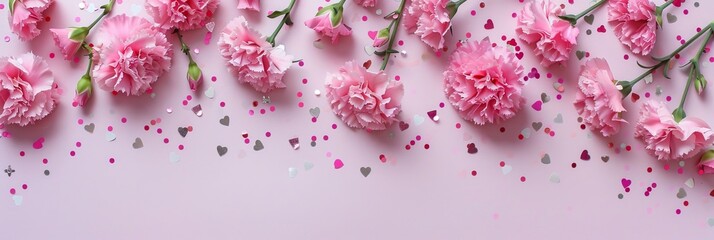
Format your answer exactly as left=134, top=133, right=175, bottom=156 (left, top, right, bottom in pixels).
left=174, top=29, right=194, bottom=62
left=621, top=24, right=713, bottom=93
left=657, top=0, right=674, bottom=12
left=338, top=0, right=347, bottom=6
left=560, top=0, right=607, bottom=26
left=677, top=31, right=712, bottom=111
left=87, top=0, right=115, bottom=30
left=380, top=0, right=408, bottom=71
left=267, top=0, right=297, bottom=47
left=82, top=44, right=94, bottom=75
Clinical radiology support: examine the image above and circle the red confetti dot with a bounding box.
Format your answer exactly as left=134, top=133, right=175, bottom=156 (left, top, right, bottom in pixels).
left=520, top=176, right=526, bottom=182
left=471, top=170, right=477, bottom=176
left=571, top=163, right=577, bottom=168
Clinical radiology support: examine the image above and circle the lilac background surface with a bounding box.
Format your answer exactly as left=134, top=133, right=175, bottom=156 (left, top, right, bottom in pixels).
left=2, top=0, right=714, bottom=239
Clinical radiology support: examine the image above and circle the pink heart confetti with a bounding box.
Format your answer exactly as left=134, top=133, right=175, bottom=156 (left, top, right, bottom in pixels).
left=334, top=159, right=344, bottom=169
left=531, top=101, right=543, bottom=111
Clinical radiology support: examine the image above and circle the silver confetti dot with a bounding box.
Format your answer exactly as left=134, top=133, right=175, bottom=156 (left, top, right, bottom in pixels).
left=166, top=108, right=173, bottom=113
left=288, top=167, right=298, bottom=178
left=314, top=89, right=321, bottom=96
left=262, top=96, right=271, bottom=104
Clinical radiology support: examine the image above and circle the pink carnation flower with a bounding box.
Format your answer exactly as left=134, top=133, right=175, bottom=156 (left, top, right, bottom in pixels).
left=325, top=61, right=404, bottom=130
left=92, top=15, right=173, bottom=96
left=304, top=12, right=352, bottom=44
left=516, top=0, right=580, bottom=67
left=573, top=58, right=627, bottom=137
left=218, top=16, right=293, bottom=93
left=635, top=101, right=714, bottom=161
left=49, top=28, right=84, bottom=60
left=0, top=53, right=61, bottom=126
left=8, top=0, right=54, bottom=41
left=444, top=38, right=524, bottom=125
left=145, top=0, right=219, bottom=31
left=354, top=0, right=376, bottom=8
left=403, top=0, right=451, bottom=51
left=237, top=0, right=260, bottom=11
left=608, top=0, right=657, bottom=55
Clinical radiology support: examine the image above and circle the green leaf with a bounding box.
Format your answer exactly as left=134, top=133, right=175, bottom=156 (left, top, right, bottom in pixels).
left=557, top=14, right=578, bottom=26
left=285, top=14, right=293, bottom=26
left=268, top=10, right=285, bottom=19
left=316, top=5, right=334, bottom=16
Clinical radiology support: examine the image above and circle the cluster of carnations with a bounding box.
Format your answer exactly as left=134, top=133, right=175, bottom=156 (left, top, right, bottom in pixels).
left=3, top=0, right=714, bottom=169
left=515, top=0, right=714, bottom=171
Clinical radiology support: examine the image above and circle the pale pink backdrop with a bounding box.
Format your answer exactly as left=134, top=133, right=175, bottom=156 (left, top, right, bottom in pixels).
left=1, top=0, right=714, bottom=239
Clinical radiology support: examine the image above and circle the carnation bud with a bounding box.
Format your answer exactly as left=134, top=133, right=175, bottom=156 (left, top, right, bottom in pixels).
left=74, top=74, right=92, bottom=107
left=372, top=27, right=390, bottom=48
left=69, top=27, right=89, bottom=42
left=695, top=73, right=707, bottom=95
left=699, top=149, right=714, bottom=174
left=672, top=107, right=686, bottom=123
left=187, top=61, right=203, bottom=91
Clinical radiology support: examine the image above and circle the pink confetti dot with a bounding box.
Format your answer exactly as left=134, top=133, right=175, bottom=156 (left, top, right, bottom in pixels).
left=455, top=123, right=461, bottom=129
left=0, top=4, right=5, bottom=9
left=472, top=10, right=477, bottom=16
left=298, top=102, right=304, bottom=108
left=265, top=131, right=271, bottom=137
left=331, top=124, right=337, bottom=129
left=416, top=135, right=422, bottom=141
left=163, top=138, right=169, bottom=143
left=362, top=16, right=368, bottom=21
left=302, top=78, right=308, bottom=84
left=178, top=145, right=184, bottom=150
left=76, top=142, right=82, bottom=147
left=248, top=110, right=255, bottom=116
left=298, top=61, right=304, bottom=67
left=323, top=135, right=329, bottom=141
left=398, top=40, right=404, bottom=46
left=211, top=76, right=217, bottom=82
left=270, top=106, right=276, bottom=112
left=78, top=119, right=84, bottom=124
left=49, top=53, right=55, bottom=59
left=121, top=117, right=127, bottom=123
left=109, top=158, right=115, bottom=164
left=220, top=102, right=226, bottom=107
left=10, top=188, right=16, bottom=195
left=70, top=151, right=76, bottom=157
left=42, top=158, right=48, bottom=164
left=21, top=184, right=27, bottom=189
left=74, top=17, right=81, bottom=22
left=520, top=176, right=526, bottom=182
left=19, top=151, right=25, bottom=157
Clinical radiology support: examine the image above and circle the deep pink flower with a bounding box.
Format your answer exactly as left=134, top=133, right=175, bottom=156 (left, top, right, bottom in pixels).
left=0, top=53, right=61, bottom=126
left=516, top=0, right=580, bottom=67
left=304, top=11, right=352, bottom=44
left=444, top=38, right=524, bottom=125
left=608, top=0, right=657, bottom=55
left=403, top=0, right=451, bottom=51
left=635, top=101, right=714, bottom=161
left=145, top=0, right=219, bottom=31
left=49, top=27, right=86, bottom=60
left=92, top=15, right=173, bottom=96
left=325, top=61, right=404, bottom=130
left=218, top=16, right=293, bottom=93
left=237, top=0, right=260, bottom=11
left=573, top=58, right=627, bottom=137
left=8, top=0, right=54, bottom=41
left=354, top=0, right=376, bottom=8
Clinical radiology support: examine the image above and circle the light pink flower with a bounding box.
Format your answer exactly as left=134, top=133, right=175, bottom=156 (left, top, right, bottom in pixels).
left=573, top=58, right=627, bottom=137
left=0, top=53, right=61, bottom=126
left=92, top=15, right=173, bottom=96
left=325, top=61, right=404, bottom=130
left=218, top=16, right=293, bottom=93
left=444, top=38, right=524, bottom=125
left=516, top=0, right=580, bottom=67
left=304, top=12, right=352, bottom=44
left=145, top=0, right=219, bottom=31
left=354, top=0, right=376, bottom=8
left=635, top=101, right=714, bottom=161
left=403, top=0, right=451, bottom=51
left=608, top=0, right=657, bottom=55
left=237, top=0, right=260, bottom=11
left=8, top=0, right=54, bottom=41
left=49, top=27, right=85, bottom=60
